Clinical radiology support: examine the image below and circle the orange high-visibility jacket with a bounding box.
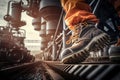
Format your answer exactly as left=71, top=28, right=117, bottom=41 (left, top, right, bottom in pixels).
left=61, top=0, right=99, bottom=31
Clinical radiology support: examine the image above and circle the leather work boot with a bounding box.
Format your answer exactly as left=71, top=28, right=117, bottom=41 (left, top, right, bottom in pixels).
left=109, top=39, right=120, bottom=63
left=60, top=22, right=111, bottom=64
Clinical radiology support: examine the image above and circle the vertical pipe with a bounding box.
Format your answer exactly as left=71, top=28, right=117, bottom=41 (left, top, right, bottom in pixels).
left=11, top=2, right=22, bottom=22
left=62, top=18, right=66, bottom=50
left=52, top=41, right=57, bottom=61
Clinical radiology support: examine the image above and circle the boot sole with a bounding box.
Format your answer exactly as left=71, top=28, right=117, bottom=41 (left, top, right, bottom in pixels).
left=61, top=33, right=110, bottom=64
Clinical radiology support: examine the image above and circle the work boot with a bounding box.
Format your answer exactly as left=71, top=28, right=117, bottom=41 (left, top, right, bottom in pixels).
left=109, top=46, right=120, bottom=63
left=109, top=39, right=120, bottom=63
left=60, top=22, right=111, bottom=64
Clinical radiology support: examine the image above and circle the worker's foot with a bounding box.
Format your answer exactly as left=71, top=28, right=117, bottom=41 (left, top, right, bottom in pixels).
left=61, top=22, right=111, bottom=64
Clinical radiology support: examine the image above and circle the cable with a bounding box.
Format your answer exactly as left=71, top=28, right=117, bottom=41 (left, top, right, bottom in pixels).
left=89, top=0, right=96, bottom=6
left=53, top=9, right=64, bottom=42
left=92, top=0, right=101, bottom=14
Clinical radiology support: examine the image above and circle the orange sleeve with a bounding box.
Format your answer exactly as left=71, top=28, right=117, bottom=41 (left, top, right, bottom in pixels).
left=61, top=0, right=86, bottom=12
left=61, top=0, right=68, bottom=8
left=61, top=0, right=99, bottom=31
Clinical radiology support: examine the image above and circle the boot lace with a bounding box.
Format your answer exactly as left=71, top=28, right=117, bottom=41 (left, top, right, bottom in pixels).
left=66, top=22, right=89, bottom=45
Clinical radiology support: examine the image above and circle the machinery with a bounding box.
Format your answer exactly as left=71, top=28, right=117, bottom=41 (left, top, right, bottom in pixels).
left=0, top=26, right=34, bottom=63
left=0, top=0, right=35, bottom=64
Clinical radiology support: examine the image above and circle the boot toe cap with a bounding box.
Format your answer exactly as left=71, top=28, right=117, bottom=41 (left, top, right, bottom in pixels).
left=60, top=48, right=73, bottom=60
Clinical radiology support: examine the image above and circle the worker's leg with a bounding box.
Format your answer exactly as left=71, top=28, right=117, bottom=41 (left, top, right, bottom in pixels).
left=60, top=0, right=111, bottom=64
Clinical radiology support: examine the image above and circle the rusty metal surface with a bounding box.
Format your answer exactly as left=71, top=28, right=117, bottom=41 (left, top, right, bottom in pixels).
left=45, top=61, right=120, bottom=80
left=43, top=63, right=65, bottom=80
left=0, top=61, right=50, bottom=80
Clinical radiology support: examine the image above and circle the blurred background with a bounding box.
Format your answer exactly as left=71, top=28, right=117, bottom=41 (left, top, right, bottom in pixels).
left=0, top=0, right=41, bottom=55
